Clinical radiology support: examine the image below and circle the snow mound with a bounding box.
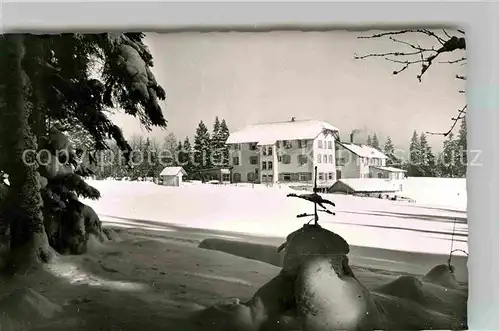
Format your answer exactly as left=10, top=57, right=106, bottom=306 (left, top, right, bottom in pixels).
left=0, top=287, right=62, bottom=331
left=279, top=224, right=349, bottom=275
left=423, top=264, right=460, bottom=289
left=375, top=275, right=426, bottom=303
left=188, top=300, right=256, bottom=331
left=296, top=257, right=379, bottom=331
left=199, top=239, right=283, bottom=267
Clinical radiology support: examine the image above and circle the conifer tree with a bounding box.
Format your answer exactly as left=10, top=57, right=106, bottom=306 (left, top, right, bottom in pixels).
left=419, top=133, right=436, bottom=177
left=456, top=119, right=467, bottom=177
left=211, top=117, right=225, bottom=167
left=440, top=132, right=460, bottom=177
left=407, top=130, right=423, bottom=177
left=0, top=33, right=167, bottom=265
left=371, top=133, right=380, bottom=150
left=383, top=136, right=397, bottom=166
left=193, top=121, right=211, bottom=170
left=181, top=137, right=194, bottom=176
left=219, top=119, right=230, bottom=166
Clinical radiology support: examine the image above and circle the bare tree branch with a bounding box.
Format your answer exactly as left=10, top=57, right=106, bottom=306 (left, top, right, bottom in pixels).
left=355, top=29, right=466, bottom=82
left=427, top=105, right=467, bottom=137
left=439, top=57, right=466, bottom=64
left=355, top=29, right=467, bottom=135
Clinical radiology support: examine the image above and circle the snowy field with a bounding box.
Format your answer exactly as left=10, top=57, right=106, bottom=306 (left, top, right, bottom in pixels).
left=0, top=177, right=468, bottom=331
left=82, top=177, right=468, bottom=257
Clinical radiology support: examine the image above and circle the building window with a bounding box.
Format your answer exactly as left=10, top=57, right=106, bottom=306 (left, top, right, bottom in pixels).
left=323, top=155, right=328, bottom=163
left=268, top=161, right=273, bottom=170
left=232, top=156, right=240, bottom=166
left=317, top=154, right=322, bottom=163
left=328, top=155, right=333, bottom=163
left=222, top=173, right=230, bottom=182
left=328, top=172, right=333, bottom=180
left=282, top=154, right=291, bottom=164
left=268, top=174, right=274, bottom=182
left=282, top=173, right=292, bottom=181
left=318, top=172, right=324, bottom=180
left=262, top=161, right=267, bottom=170
left=318, top=140, right=323, bottom=148
left=278, top=156, right=282, bottom=162
left=233, top=144, right=241, bottom=150
left=262, top=147, right=267, bottom=156
left=336, top=157, right=346, bottom=166
left=247, top=172, right=255, bottom=182
left=233, top=173, right=241, bottom=182
left=267, top=146, right=273, bottom=156
left=298, top=140, right=307, bottom=148
left=328, top=141, right=333, bottom=149
left=299, top=172, right=312, bottom=181
left=249, top=156, right=258, bottom=165
left=276, top=141, right=281, bottom=148
left=284, top=140, right=292, bottom=149
left=249, top=143, right=257, bottom=150
left=297, top=154, right=308, bottom=166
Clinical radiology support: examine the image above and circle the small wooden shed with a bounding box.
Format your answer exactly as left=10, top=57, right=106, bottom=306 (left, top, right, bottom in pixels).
left=159, top=166, right=187, bottom=187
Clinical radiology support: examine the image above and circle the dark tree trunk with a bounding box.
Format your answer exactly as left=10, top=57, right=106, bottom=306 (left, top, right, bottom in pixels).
left=0, top=34, right=53, bottom=271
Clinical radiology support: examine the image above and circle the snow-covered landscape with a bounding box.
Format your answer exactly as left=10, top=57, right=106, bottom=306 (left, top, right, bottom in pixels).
left=84, top=177, right=467, bottom=258
left=0, top=29, right=471, bottom=331
left=0, top=177, right=468, bottom=331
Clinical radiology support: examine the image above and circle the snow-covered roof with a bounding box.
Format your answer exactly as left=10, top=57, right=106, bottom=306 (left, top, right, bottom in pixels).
left=370, top=166, right=407, bottom=173
left=330, top=178, right=399, bottom=193
left=226, top=119, right=339, bottom=144
left=159, top=166, right=187, bottom=177
left=341, top=143, right=388, bottom=159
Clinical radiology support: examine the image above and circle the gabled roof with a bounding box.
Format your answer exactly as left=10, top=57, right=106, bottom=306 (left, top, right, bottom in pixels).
left=226, top=119, right=339, bottom=145
left=330, top=178, right=398, bottom=193
left=339, top=143, right=388, bottom=159
left=370, top=166, right=407, bottom=173
left=159, top=166, right=187, bottom=176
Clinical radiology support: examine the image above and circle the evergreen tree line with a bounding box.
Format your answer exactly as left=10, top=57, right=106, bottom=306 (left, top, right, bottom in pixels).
left=88, top=116, right=231, bottom=180
left=368, top=119, right=467, bottom=178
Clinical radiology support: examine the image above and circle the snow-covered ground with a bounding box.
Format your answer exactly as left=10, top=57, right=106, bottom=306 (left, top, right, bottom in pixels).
left=0, top=177, right=468, bottom=331
left=82, top=177, right=468, bottom=257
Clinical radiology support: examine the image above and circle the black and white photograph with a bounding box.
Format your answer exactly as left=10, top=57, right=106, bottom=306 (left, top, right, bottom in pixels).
left=0, top=29, right=467, bottom=330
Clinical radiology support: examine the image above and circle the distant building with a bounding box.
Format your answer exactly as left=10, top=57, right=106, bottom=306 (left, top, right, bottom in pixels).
left=335, top=141, right=389, bottom=179
left=195, top=167, right=232, bottom=184
left=225, top=118, right=340, bottom=189
left=159, top=166, right=187, bottom=187
left=328, top=178, right=400, bottom=196
left=225, top=118, right=406, bottom=191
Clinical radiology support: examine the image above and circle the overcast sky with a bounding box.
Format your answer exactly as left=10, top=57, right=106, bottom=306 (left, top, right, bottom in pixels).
left=110, top=30, right=466, bottom=152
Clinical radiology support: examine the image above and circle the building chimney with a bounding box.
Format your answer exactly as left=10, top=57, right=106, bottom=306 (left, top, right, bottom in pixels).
left=291, top=117, right=296, bottom=122
left=349, top=132, right=354, bottom=143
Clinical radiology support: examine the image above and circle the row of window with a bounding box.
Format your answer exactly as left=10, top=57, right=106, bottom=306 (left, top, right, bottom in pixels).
left=235, top=153, right=384, bottom=168
left=361, top=157, right=384, bottom=167
left=317, top=154, right=334, bottom=164
left=234, top=153, right=336, bottom=167
left=317, top=140, right=334, bottom=149
left=233, top=154, right=309, bottom=167
left=232, top=139, right=334, bottom=151
left=231, top=171, right=334, bottom=183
